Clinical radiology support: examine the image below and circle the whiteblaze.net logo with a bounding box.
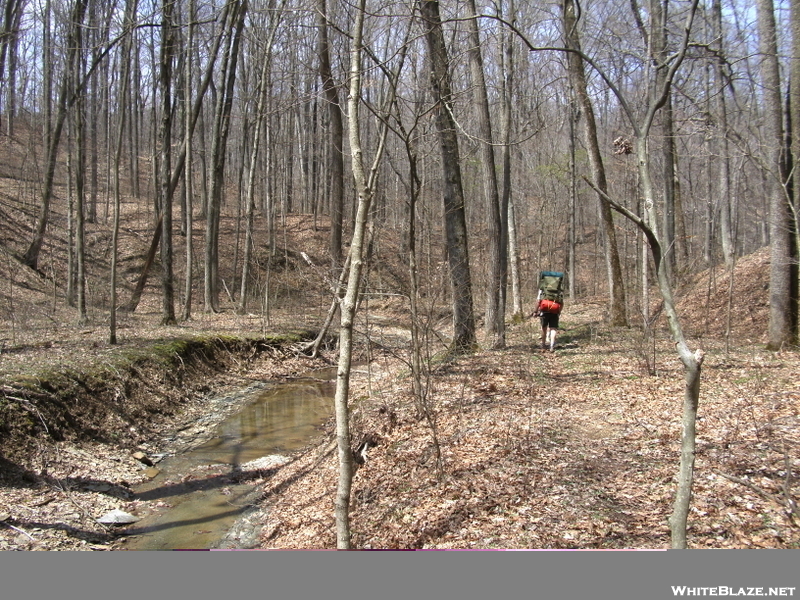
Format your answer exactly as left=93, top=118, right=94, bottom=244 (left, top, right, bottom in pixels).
left=672, top=588, right=796, bottom=597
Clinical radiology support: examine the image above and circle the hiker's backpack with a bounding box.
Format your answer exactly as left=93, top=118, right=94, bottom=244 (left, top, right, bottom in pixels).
left=538, top=271, right=564, bottom=314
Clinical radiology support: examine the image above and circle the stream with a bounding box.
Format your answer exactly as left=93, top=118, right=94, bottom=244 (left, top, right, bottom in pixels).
left=122, top=369, right=336, bottom=550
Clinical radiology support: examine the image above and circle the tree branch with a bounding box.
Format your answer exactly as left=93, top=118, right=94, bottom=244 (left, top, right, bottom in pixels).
left=581, top=175, right=663, bottom=268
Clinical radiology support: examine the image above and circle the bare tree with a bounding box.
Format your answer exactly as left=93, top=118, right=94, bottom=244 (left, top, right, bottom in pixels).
left=182, top=0, right=196, bottom=322
left=500, top=0, right=523, bottom=321
left=792, top=0, right=800, bottom=322
left=124, top=1, right=234, bottom=314
left=505, top=0, right=703, bottom=547
left=712, top=0, right=735, bottom=269
left=465, top=0, right=505, bottom=348
left=0, top=0, right=25, bottom=137
left=239, top=0, right=285, bottom=314
left=758, top=0, right=797, bottom=349
left=562, top=0, right=627, bottom=327
left=316, top=0, right=345, bottom=269
left=74, top=28, right=88, bottom=325
left=582, top=0, right=704, bottom=548
left=419, top=0, right=476, bottom=354
left=110, top=0, right=137, bottom=344
left=22, top=0, right=89, bottom=271
left=334, top=0, right=394, bottom=548
left=205, top=0, right=248, bottom=312
left=159, top=0, right=177, bottom=325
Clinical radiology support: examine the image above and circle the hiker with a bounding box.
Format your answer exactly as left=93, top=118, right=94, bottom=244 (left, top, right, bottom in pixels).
left=533, top=271, right=564, bottom=351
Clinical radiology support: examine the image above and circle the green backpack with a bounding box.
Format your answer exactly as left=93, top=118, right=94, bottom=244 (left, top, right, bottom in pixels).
left=539, top=271, right=564, bottom=304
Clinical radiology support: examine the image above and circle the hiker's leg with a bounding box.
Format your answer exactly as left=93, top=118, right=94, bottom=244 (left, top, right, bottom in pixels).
left=547, top=327, right=557, bottom=350
left=547, top=314, right=560, bottom=351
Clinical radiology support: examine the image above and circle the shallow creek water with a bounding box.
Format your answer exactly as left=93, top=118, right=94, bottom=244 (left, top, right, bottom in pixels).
left=123, top=369, right=336, bottom=550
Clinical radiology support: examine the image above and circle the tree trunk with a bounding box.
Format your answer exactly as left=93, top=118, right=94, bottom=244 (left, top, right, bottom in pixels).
left=758, top=0, right=797, bottom=349
left=75, top=98, right=87, bottom=325
left=111, top=0, right=137, bottom=343
left=647, top=0, right=678, bottom=276
left=316, top=0, right=345, bottom=269
left=568, top=94, right=578, bottom=302
left=580, top=0, right=702, bottom=547
left=240, top=0, right=283, bottom=314
left=501, top=0, right=522, bottom=321
left=73, top=8, right=88, bottom=325
left=205, top=0, right=247, bottom=312
left=130, top=33, right=141, bottom=199
left=420, top=0, right=476, bottom=354
left=466, top=0, right=505, bottom=348
left=562, top=0, right=627, bottom=327
left=1, top=0, right=24, bottom=137
left=792, top=0, right=800, bottom=330
left=182, top=0, right=196, bottom=322
left=22, top=0, right=89, bottom=271
left=159, top=0, right=177, bottom=325
left=335, top=0, right=367, bottom=548
left=662, top=92, right=677, bottom=274
left=123, top=1, right=232, bottom=314
left=713, top=5, right=734, bottom=270
left=42, top=0, right=52, bottom=151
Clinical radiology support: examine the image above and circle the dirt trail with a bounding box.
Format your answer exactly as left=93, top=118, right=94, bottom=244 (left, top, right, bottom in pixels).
left=256, top=307, right=800, bottom=549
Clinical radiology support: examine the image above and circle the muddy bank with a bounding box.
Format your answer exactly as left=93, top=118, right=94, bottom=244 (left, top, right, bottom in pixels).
left=0, top=330, right=324, bottom=550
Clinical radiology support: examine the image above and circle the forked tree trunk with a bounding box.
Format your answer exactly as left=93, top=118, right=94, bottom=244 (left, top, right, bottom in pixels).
left=578, top=0, right=702, bottom=547
left=334, top=0, right=368, bottom=548
left=334, top=0, right=400, bottom=546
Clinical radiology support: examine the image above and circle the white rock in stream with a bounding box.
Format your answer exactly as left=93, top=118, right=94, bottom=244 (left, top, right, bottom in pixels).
left=240, top=455, right=290, bottom=471
left=97, top=509, right=139, bottom=525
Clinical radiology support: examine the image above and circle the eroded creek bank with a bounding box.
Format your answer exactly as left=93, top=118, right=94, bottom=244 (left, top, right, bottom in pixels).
left=0, top=332, right=331, bottom=551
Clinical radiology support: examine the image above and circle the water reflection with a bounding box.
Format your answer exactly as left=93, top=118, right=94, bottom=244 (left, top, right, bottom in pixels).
left=125, top=369, right=335, bottom=550
left=195, top=377, right=335, bottom=464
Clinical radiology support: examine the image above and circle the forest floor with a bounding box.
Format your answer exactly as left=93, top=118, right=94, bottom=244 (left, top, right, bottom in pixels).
left=2, top=252, right=798, bottom=549
left=256, top=297, right=800, bottom=549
